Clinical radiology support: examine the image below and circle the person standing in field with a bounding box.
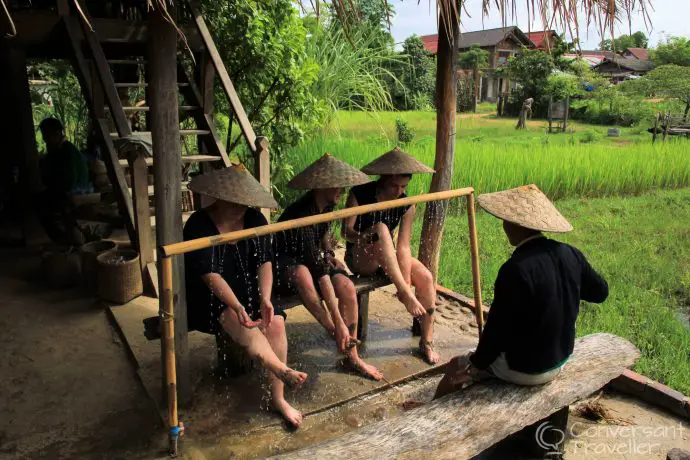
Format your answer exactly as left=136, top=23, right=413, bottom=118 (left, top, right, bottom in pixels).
left=435, top=184, right=609, bottom=398
left=342, top=147, right=440, bottom=365
left=183, top=165, right=308, bottom=428
left=274, top=154, right=383, bottom=381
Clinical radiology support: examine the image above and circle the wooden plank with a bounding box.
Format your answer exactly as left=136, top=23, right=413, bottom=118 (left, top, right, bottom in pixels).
left=114, top=83, right=190, bottom=88
left=418, top=5, right=459, bottom=279
left=118, top=155, right=222, bottom=167
left=187, top=1, right=257, bottom=151
left=148, top=6, right=190, bottom=405
left=107, top=105, right=199, bottom=112
left=178, top=64, right=231, bottom=167
left=196, top=51, right=215, bottom=156
left=146, top=262, right=160, bottom=299
left=63, top=17, right=136, bottom=242
left=254, top=136, right=271, bottom=220
left=271, top=333, right=640, bottom=460
left=130, top=153, right=154, bottom=275
left=73, top=0, right=132, bottom=138
left=128, top=183, right=190, bottom=196
left=109, top=129, right=209, bottom=139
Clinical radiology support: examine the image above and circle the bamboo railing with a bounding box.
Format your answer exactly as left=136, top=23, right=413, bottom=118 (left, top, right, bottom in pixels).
left=159, top=186, right=484, bottom=455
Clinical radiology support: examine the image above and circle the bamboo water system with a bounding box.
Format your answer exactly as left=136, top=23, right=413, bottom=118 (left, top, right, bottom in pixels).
left=159, top=186, right=484, bottom=454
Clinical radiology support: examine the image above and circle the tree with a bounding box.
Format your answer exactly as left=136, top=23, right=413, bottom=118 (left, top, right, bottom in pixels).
left=650, top=36, right=690, bottom=67
left=599, top=31, right=648, bottom=52
left=637, top=65, right=690, bottom=120
left=498, top=48, right=554, bottom=115
left=390, top=35, right=436, bottom=110
left=458, top=44, right=489, bottom=112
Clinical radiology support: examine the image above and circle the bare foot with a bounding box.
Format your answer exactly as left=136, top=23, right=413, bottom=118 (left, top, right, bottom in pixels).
left=345, top=355, right=384, bottom=381
left=399, top=291, right=426, bottom=318
left=273, top=398, right=303, bottom=429
left=420, top=340, right=441, bottom=365
left=276, top=367, right=308, bottom=388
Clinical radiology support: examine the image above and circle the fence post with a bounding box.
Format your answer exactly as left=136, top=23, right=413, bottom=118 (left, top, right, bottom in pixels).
left=652, top=113, right=660, bottom=143
left=254, top=136, right=271, bottom=221
left=466, top=192, right=484, bottom=333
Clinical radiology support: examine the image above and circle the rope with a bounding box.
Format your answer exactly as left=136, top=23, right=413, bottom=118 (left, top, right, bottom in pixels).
left=159, top=309, right=174, bottom=321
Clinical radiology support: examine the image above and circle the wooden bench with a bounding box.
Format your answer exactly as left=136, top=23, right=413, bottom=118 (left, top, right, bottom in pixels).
left=143, top=274, right=392, bottom=375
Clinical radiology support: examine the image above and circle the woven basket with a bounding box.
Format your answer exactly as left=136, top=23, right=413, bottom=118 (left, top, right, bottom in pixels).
left=80, top=240, right=118, bottom=293
left=96, top=249, right=143, bottom=304
left=41, top=247, right=82, bottom=289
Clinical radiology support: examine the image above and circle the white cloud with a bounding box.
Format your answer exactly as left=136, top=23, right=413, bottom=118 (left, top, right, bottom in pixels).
left=390, top=0, right=690, bottom=49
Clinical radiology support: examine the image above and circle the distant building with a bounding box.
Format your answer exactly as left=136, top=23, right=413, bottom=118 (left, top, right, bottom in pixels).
left=526, top=30, right=558, bottom=51
left=622, top=47, right=650, bottom=61
left=562, top=50, right=616, bottom=67
left=592, top=55, right=655, bottom=84
left=421, top=26, right=534, bottom=102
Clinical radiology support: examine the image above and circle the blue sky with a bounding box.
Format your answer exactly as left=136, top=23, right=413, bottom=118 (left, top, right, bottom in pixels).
left=390, top=0, right=689, bottom=50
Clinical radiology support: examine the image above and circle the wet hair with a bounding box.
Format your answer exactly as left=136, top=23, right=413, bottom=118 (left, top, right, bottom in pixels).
left=38, top=117, right=64, bottom=133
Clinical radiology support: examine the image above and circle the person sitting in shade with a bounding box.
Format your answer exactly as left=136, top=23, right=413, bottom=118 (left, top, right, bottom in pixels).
left=183, top=165, right=308, bottom=428
left=342, top=147, right=440, bottom=365
left=435, top=184, right=609, bottom=398
left=274, top=154, right=383, bottom=381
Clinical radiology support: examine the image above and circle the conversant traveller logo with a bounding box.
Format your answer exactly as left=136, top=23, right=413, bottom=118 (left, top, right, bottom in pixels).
left=534, top=420, right=687, bottom=456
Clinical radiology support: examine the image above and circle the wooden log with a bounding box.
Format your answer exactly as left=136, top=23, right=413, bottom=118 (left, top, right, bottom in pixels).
left=149, top=6, right=190, bottom=404
left=188, top=1, right=257, bottom=151
left=255, top=136, right=271, bottom=221
left=270, top=333, right=640, bottom=460
left=418, top=3, right=459, bottom=280
left=465, top=193, right=484, bottom=333
left=162, top=187, right=474, bottom=257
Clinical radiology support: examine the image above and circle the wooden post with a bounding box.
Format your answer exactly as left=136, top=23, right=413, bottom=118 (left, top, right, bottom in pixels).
left=130, top=151, right=156, bottom=296
left=197, top=51, right=215, bottom=155
left=418, top=3, right=459, bottom=279
left=466, top=193, right=484, bottom=333
left=2, top=46, right=44, bottom=245
left=254, top=136, right=271, bottom=221
left=149, top=6, right=190, bottom=405
left=548, top=96, right=553, bottom=133
left=662, top=112, right=670, bottom=142
left=652, top=113, right=660, bottom=143
left=357, top=292, right=370, bottom=340
left=563, top=96, right=570, bottom=133
left=160, top=256, right=181, bottom=456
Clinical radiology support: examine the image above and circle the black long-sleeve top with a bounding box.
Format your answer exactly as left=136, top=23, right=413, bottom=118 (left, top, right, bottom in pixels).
left=470, top=236, right=609, bottom=374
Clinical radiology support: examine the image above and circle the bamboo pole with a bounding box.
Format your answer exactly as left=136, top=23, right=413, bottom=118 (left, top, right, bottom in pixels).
left=466, top=193, right=484, bottom=333
left=161, top=256, right=182, bottom=455
left=161, top=187, right=475, bottom=257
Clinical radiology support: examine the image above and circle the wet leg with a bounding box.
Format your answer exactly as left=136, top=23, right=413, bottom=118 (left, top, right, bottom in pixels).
left=289, top=265, right=335, bottom=335
left=264, top=316, right=303, bottom=428
left=410, top=258, right=440, bottom=364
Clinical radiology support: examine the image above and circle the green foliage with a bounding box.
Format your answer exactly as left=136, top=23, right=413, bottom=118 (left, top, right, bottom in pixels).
left=458, top=44, right=489, bottom=70
left=390, top=35, right=436, bottom=110
left=570, top=88, right=654, bottom=126
left=395, top=118, right=415, bottom=144
left=650, top=36, right=690, bottom=67
left=29, top=61, right=88, bottom=152
left=599, top=31, right=648, bottom=52
left=203, top=0, right=322, bottom=186
left=544, top=72, right=581, bottom=100
left=499, top=48, right=554, bottom=115
left=639, top=65, right=690, bottom=112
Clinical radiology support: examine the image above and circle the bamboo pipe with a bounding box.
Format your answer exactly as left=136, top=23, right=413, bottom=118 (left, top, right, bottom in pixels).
left=466, top=193, right=484, bottom=333
left=161, top=187, right=475, bottom=257
left=161, top=256, right=181, bottom=455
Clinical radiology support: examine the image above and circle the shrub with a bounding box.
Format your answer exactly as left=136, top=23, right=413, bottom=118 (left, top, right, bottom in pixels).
left=395, top=118, right=415, bottom=145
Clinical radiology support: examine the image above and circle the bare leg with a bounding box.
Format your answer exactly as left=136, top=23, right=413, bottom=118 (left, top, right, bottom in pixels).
left=219, top=309, right=307, bottom=387
left=263, top=316, right=303, bottom=428
left=410, top=258, right=440, bottom=364
left=289, top=265, right=336, bottom=335
left=332, top=274, right=383, bottom=380
left=351, top=223, right=425, bottom=317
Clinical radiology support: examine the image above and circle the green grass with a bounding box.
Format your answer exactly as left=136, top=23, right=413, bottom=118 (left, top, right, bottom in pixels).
left=277, top=111, right=690, bottom=208
left=410, top=188, right=690, bottom=395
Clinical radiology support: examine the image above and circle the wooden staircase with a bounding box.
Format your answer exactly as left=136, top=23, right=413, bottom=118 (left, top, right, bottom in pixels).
left=60, top=0, right=270, bottom=295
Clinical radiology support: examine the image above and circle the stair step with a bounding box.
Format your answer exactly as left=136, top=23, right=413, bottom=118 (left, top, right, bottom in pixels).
left=151, top=211, right=194, bottom=228
left=110, top=105, right=200, bottom=112
left=118, top=155, right=222, bottom=166
left=114, top=83, right=189, bottom=88
left=128, top=183, right=190, bottom=196
left=110, top=130, right=210, bottom=139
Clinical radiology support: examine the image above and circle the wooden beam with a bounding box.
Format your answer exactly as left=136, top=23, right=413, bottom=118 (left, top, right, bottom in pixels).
left=196, top=51, right=215, bottom=155
left=270, top=333, right=640, bottom=459
left=130, top=152, right=156, bottom=295
left=254, top=136, right=271, bottom=221
left=148, top=6, right=190, bottom=405
left=63, top=17, right=137, bottom=241
left=418, top=5, right=459, bottom=280
left=187, top=1, right=257, bottom=151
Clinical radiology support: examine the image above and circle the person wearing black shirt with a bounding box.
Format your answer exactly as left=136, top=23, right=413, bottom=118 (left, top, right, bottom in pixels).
left=275, top=154, right=383, bottom=380
left=342, top=147, right=440, bottom=365
left=36, top=117, right=91, bottom=245
left=435, top=184, right=609, bottom=398
left=184, top=165, right=308, bottom=428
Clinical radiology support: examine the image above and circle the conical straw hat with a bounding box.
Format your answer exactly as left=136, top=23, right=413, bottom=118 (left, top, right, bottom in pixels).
left=187, top=164, right=279, bottom=209
left=360, top=147, right=435, bottom=175
left=477, top=184, right=573, bottom=233
left=288, top=153, right=372, bottom=189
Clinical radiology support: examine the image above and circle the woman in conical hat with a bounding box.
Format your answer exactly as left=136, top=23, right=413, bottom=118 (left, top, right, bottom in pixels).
left=276, top=154, right=383, bottom=381
left=342, top=147, right=441, bottom=365
left=435, top=184, right=608, bottom=398
left=184, top=164, right=307, bottom=428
